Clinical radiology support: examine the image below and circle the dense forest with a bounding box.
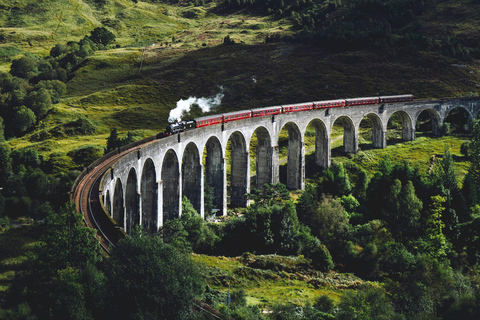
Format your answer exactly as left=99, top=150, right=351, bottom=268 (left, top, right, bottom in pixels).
left=1, top=0, right=480, bottom=319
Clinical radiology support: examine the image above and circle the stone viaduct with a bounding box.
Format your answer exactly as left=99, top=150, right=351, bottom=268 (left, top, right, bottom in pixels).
left=99, top=97, right=480, bottom=235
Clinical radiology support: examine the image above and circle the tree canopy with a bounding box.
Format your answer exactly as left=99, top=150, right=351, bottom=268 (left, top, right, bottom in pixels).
left=105, top=235, right=204, bottom=320
left=89, top=27, right=116, bottom=46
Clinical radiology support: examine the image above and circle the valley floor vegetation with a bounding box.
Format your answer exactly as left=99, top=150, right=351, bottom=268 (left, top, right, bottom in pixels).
left=0, top=121, right=479, bottom=319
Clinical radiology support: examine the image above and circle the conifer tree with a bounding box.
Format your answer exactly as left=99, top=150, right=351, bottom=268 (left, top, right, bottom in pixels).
left=440, top=144, right=457, bottom=192
left=105, top=128, right=119, bottom=154
left=418, top=195, right=449, bottom=259
left=383, top=179, right=422, bottom=243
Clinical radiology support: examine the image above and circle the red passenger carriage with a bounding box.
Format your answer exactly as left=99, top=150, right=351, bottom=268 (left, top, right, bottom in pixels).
left=282, top=102, right=314, bottom=113
left=251, top=106, right=282, bottom=117
left=195, top=115, right=224, bottom=128
left=345, top=97, right=379, bottom=106
left=172, top=94, right=414, bottom=132
left=314, top=99, right=346, bottom=109
left=223, top=110, right=252, bottom=123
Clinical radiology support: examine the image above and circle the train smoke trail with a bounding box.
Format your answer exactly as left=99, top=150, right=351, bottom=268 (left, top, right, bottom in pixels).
left=168, top=87, right=225, bottom=122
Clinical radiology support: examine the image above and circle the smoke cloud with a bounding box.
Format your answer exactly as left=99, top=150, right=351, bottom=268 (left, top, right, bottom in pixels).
left=168, top=87, right=225, bottom=123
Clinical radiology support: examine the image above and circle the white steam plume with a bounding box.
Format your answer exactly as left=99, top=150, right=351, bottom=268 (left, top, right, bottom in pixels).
left=168, top=87, right=225, bottom=123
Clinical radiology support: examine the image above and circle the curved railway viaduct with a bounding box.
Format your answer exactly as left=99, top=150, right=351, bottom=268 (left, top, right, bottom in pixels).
left=73, top=97, right=480, bottom=239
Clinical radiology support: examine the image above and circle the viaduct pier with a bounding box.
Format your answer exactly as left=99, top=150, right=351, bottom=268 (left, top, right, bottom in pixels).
left=73, top=97, right=480, bottom=238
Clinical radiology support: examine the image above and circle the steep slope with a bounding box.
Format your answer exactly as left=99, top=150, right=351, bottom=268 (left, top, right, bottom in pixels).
left=1, top=0, right=479, bottom=157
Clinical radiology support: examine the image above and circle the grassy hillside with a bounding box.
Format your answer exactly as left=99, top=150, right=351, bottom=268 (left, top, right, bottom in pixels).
left=2, top=0, right=479, bottom=159
left=1, top=2, right=479, bottom=314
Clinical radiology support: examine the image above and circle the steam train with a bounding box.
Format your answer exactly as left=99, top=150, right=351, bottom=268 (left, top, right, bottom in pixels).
left=164, top=94, right=414, bottom=135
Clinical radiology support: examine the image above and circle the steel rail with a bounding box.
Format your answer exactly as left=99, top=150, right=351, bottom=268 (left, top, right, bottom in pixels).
left=73, top=147, right=141, bottom=252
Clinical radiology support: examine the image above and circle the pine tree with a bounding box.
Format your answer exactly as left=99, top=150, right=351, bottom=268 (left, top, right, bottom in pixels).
left=441, top=144, right=457, bottom=192
left=419, top=195, right=449, bottom=259
left=383, top=179, right=422, bottom=243
left=353, top=168, right=369, bottom=202
left=105, top=128, right=119, bottom=154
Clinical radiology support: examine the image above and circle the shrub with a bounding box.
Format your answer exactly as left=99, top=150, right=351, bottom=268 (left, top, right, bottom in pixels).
left=67, top=145, right=104, bottom=168
left=461, top=141, right=471, bottom=158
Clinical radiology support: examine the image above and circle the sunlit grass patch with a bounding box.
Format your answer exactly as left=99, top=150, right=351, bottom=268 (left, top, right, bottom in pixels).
left=193, top=254, right=243, bottom=273
left=334, top=134, right=471, bottom=179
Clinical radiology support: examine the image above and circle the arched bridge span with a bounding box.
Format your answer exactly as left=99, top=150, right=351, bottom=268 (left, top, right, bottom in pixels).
left=73, top=97, right=480, bottom=238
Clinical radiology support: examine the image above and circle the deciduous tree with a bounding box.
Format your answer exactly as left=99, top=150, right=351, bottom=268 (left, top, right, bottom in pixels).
left=89, top=27, right=116, bottom=47
left=10, top=56, right=38, bottom=79
left=105, top=235, right=204, bottom=320
left=11, top=106, right=36, bottom=135
left=25, top=88, right=52, bottom=119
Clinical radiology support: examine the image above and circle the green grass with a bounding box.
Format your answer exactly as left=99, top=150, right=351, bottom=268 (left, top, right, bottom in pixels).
left=0, top=223, right=42, bottom=300
left=192, top=254, right=354, bottom=308
left=326, top=132, right=471, bottom=185
left=3, top=1, right=479, bottom=161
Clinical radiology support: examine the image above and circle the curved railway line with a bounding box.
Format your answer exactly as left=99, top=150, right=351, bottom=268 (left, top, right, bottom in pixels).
left=71, top=135, right=160, bottom=252
left=72, top=150, right=129, bottom=251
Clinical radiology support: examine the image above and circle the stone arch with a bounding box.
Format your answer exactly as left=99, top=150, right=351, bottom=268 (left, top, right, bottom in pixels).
left=204, top=136, right=224, bottom=213
left=280, top=122, right=304, bottom=190
left=414, top=109, right=442, bottom=136
left=228, top=131, right=249, bottom=207
left=182, top=142, right=202, bottom=214
left=113, top=178, right=124, bottom=230
left=141, top=158, right=157, bottom=234
left=125, top=168, right=139, bottom=235
left=162, top=149, right=180, bottom=223
left=305, top=119, right=329, bottom=168
left=388, top=110, right=415, bottom=141
left=250, top=126, right=273, bottom=189
left=359, top=113, right=385, bottom=149
left=105, top=190, right=112, bottom=216
left=445, top=106, right=473, bottom=133
left=332, top=116, right=357, bottom=154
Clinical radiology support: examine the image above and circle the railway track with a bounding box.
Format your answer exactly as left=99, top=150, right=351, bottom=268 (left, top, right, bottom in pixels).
left=72, top=147, right=141, bottom=253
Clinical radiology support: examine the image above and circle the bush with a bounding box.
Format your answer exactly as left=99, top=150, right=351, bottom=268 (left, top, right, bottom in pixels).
left=313, top=294, right=335, bottom=314
left=43, top=152, right=76, bottom=175
left=67, top=145, right=104, bottom=168
left=337, top=285, right=398, bottom=320
left=50, top=117, right=97, bottom=137
left=461, top=141, right=471, bottom=158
